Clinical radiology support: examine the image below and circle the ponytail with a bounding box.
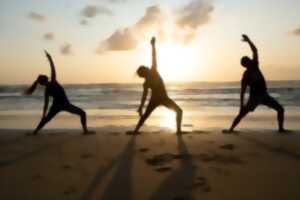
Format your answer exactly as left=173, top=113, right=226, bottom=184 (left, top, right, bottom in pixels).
left=24, top=80, right=38, bottom=95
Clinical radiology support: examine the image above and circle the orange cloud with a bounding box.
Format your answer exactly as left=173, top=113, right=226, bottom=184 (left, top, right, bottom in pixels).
left=60, top=43, right=73, bottom=55
left=97, top=1, right=214, bottom=53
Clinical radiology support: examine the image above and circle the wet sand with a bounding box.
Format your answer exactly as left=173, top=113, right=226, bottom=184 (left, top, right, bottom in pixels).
left=0, top=128, right=300, bottom=200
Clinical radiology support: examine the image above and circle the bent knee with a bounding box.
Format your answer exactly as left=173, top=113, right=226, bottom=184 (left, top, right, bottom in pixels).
left=278, top=105, right=284, bottom=113
left=239, top=107, right=250, bottom=116
left=77, top=109, right=86, bottom=117
left=176, top=107, right=183, bottom=115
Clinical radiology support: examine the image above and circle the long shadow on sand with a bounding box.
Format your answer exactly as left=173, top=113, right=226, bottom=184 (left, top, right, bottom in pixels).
left=150, top=134, right=195, bottom=200
left=0, top=136, right=76, bottom=168
left=238, top=134, right=300, bottom=161
left=0, top=135, right=28, bottom=147
left=80, top=135, right=136, bottom=200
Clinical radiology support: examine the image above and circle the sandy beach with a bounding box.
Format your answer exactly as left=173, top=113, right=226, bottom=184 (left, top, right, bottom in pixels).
left=0, top=126, right=300, bottom=200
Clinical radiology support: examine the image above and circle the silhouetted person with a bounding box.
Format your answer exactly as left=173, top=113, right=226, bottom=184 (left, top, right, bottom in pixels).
left=25, top=50, right=93, bottom=135
left=133, top=37, right=183, bottom=133
left=224, top=34, right=286, bottom=133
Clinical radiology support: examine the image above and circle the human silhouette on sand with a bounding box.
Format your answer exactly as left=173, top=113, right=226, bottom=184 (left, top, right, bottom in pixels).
left=133, top=37, right=183, bottom=133
left=25, top=50, right=93, bottom=135
left=224, top=34, right=287, bottom=133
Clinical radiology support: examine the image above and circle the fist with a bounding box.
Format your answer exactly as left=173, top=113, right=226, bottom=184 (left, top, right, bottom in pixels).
left=44, top=50, right=50, bottom=57
left=242, top=34, right=250, bottom=42
left=151, top=37, right=156, bottom=45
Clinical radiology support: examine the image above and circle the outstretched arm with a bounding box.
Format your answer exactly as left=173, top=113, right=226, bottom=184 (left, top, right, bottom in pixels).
left=150, top=37, right=157, bottom=71
left=137, top=83, right=148, bottom=116
left=44, top=50, right=56, bottom=82
left=242, top=34, right=258, bottom=63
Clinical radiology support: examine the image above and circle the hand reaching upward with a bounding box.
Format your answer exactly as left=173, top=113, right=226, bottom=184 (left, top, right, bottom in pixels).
left=242, top=34, right=250, bottom=42
left=151, top=37, right=156, bottom=46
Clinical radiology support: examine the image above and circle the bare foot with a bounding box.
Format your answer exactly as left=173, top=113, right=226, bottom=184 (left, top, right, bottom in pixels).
left=25, top=132, right=37, bottom=136
left=126, top=130, right=140, bottom=135
left=83, top=130, right=95, bottom=135
left=222, top=129, right=234, bottom=134
left=278, top=129, right=292, bottom=134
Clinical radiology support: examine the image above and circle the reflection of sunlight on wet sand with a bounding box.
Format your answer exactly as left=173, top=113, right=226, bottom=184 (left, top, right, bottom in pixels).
left=160, top=109, right=176, bottom=131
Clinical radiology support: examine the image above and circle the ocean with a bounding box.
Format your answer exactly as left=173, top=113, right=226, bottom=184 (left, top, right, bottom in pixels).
left=1, top=81, right=300, bottom=112
left=0, top=81, right=300, bottom=130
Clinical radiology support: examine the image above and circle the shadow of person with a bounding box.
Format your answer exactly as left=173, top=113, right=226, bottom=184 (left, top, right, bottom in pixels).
left=238, top=134, right=300, bottom=161
left=0, top=136, right=76, bottom=168
left=101, top=135, right=136, bottom=200
left=150, top=134, right=195, bottom=200
left=80, top=135, right=136, bottom=200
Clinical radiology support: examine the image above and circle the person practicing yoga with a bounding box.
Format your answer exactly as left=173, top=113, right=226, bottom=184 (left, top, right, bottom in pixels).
left=133, top=37, right=183, bottom=133
left=25, top=50, right=93, bottom=135
left=224, top=34, right=286, bottom=133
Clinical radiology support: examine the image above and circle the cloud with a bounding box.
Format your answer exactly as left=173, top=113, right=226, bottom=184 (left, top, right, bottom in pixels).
left=291, top=27, right=300, bottom=36
left=80, top=5, right=113, bottom=18
left=60, top=44, right=72, bottom=55
left=134, top=6, right=166, bottom=33
left=96, top=5, right=165, bottom=53
left=96, top=1, right=214, bottom=53
left=80, top=19, right=89, bottom=26
left=28, top=12, right=47, bottom=22
left=43, top=32, right=54, bottom=41
left=108, top=0, right=126, bottom=3
left=96, top=28, right=137, bottom=53
left=176, top=0, right=213, bottom=29
left=174, top=0, right=214, bottom=43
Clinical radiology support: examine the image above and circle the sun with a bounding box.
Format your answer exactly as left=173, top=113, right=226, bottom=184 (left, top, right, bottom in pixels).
left=156, top=41, right=197, bottom=82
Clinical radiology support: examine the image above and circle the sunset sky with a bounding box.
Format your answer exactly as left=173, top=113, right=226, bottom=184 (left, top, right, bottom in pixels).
left=0, top=0, right=300, bottom=84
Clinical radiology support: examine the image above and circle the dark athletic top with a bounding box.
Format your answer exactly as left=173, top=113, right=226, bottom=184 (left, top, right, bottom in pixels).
left=46, top=81, right=69, bottom=105
left=144, top=69, right=168, bottom=101
left=242, top=61, right=267, bottom=96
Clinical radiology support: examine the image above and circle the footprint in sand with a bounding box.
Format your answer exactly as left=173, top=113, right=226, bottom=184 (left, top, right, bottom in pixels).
left=146, top=154, right=174, bottom=166
left=220, top=144, right=235, bottom=150
left=155, top=166, right=172, bottom=172
left=63, top=186, right=77, bottom=195
left=111, top=132, right=121, bottom=136
left=62, top=164, right=72, bottom=170
left=209, top=166, right=231, bottom=176
left=193, top=176, right=211, bottom=192
left=32, top=174, right=42, bottom=181
left=202, top=185, right=211, bottom=192
left=197, top=153, right=245, bottom=165
left=195, top=176, right=206, bottom=186
left=139, top=148, right=149, bottom=153
left=173, top=197, right=185, bottom=200
left=81, top=153, right=93, bottom=159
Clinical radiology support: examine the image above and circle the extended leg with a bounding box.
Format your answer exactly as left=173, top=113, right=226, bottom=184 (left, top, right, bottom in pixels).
left=262, top=95, right=285, bottom=132
left=163, top=98, right=183, bottom=133
left=134, top=101, right=157, bottom=133
left=64, top=104, right=89, bottom=134
left=227, top=107, right=249, bottom=133
left=33, top=106, right=60, bottom=135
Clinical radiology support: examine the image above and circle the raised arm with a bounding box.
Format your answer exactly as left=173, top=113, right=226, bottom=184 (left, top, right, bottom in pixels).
left=137, top=83, right=149, bottom=116
left=242, top=34, right=258, bottom=63
left=44, top=50, right=56, bottom=82
left=150, top=37, right=157, bottom=71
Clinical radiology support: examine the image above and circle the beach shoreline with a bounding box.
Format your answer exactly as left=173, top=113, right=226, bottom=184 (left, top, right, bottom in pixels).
left=0, top=126, right=300, bottom=200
